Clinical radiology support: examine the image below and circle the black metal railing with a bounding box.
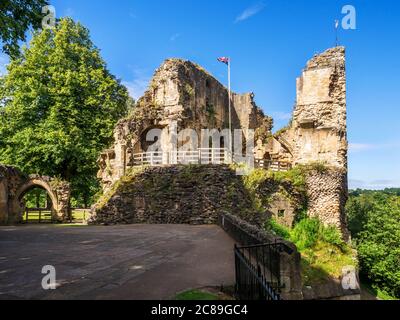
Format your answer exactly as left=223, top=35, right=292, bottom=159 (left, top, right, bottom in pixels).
left=219, top=214, right=261, bottom=246
left=219, top=214, right=296, bottom=300
left=219, top=214, right=293, bottom=254
left=235, top=244, right=281, bottom=300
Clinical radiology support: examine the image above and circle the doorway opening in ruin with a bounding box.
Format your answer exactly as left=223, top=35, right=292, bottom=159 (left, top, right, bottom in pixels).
left=19, top=186, right=55, bottom=224
left=140, top=126, right=166, bottom=152
left=264, top=152, right=272, bottom=161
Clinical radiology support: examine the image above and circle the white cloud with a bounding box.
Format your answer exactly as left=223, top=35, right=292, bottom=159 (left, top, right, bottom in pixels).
left=122, top=66, right=151, bottom=100
left=349, top=179, right=400, bottom=190
left=122, top=79, right=149, bottom=100
left=170, top=33, right=181, bottom=42
left=349, top=142, right=400, bottom=153
left=349, top=143, right=377, bottom=152
left=235, top=2, right=266, bottom=23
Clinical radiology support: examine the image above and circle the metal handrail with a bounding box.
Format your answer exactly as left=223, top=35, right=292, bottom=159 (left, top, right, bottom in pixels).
left=129, top=148, right=292, bottom=171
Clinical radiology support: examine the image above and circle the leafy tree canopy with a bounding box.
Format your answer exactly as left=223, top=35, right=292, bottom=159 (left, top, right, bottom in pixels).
left=0, top=18, right=130, bottom=205
left=347, top=191, right=400, bottom=298
left=0, top=0, right=48, bottom=58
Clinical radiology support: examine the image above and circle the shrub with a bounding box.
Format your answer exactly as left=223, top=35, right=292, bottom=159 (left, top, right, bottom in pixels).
left=265, top=216, right=356, bottom=285
left=289, top=217, right=345, bottom=251
left=320, top=225, right=346, bottom=250
left=273, top=167, right=306, bottom=191
left=290, top=218, right=320, bottom=250
left=266, top=219, right=291, bottom=239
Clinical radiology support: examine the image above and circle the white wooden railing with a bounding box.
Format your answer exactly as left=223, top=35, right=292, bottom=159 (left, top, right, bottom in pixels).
left=128, top=148, right=291, bottom=172
left=131, top=148, right=231, bottom=166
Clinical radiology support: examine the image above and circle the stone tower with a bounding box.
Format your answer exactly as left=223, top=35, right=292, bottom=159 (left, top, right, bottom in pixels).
left=277, top=47, right=349, bottom=237
left=292, top=46, right=347, bottom=167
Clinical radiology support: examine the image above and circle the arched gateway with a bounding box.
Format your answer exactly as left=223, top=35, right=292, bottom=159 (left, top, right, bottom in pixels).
left=0, top=165, right=70, bottom=224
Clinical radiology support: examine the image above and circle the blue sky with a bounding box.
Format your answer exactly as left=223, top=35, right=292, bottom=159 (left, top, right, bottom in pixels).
left=1, top=0, right=399, bottom=189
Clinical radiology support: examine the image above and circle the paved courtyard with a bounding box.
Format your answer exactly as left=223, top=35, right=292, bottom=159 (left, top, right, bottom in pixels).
left=0, top=224, right=235, bottom=300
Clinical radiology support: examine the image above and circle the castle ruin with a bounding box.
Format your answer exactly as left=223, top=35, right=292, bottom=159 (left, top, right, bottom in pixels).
left=94, top=47, right=348, bottom=237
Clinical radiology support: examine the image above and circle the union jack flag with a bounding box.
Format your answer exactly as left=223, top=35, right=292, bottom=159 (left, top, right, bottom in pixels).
left=217, top=57, right=230, bottom=65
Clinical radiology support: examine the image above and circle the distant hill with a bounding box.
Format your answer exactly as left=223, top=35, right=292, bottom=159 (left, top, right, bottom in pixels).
left=349, top=188, right=400, bottom=196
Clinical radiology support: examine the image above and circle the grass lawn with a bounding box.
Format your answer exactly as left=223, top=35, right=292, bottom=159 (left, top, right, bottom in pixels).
left=22, top=209, right=90, bottom=223
left=70, top=210, right=90, bottom=221
left=175, top=289, right=220, bottom=301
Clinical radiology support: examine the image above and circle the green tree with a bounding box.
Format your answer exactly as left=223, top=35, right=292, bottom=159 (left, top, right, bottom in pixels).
left=347, top=191, right=400, bottom=298
left=0, top=0, right=48, bottom=58
left=0, top=18, right=129, bottom=206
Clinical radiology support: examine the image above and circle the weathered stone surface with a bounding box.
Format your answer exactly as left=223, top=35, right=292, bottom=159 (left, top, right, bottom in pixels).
left=269, top=193, right=297, bottom=228
left=0, top=164, right=71, bottom=224
left=306, top=168, right=349, bottom=240
left=98, top=59, right=272, bottom=191
left=91, top=165, right=259, bottom=226
left=302, top=274, right=361, bottom=300
left=267, top=47, right=348, bottom=234
left=0, top=165, right=26, bottom=224
left=291, top=46, right=347, bottom=168
left=95, top=47, right=349, bottom=238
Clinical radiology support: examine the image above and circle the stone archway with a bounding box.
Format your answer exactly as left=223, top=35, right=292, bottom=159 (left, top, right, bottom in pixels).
left=0, top=179, right=8, bottom=224
left=10, top=175, right=71, bottom=224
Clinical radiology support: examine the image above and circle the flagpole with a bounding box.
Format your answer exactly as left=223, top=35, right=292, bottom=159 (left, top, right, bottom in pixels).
left=228, top=57, right=232, bottom=161
left=335, top=20, right=339, bottom=47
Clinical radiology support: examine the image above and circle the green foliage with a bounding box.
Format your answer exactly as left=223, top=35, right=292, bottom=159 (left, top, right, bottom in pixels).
left=320, top=225, right=345, bottom=249
left=273, top=166, right=307, bottom=191
left=266, top=218, right=291, bottom=239
left=301, top=242, right=356, bottom=285
left=205, top=102, right=216, bottom=119
left=241, top=167, right=308, bottom=222
left=95, top=166, right=148, bottom=210
left=303, top=161, right=330, bottom=173
left=346, top=193, right=374, bottom=237
left=290, top=218, right=346, bottom=251
left=175, top=289, right=219, bottom=301
left=265, top=216, right=355, bottom=285
left=243, top=169, right=270, bottom=192
left=184, top=84, right=195, bottom=97
left=244, top=166, right=307, bottom=194
left=347, top=190, right=400, bottom=298
left=22, top=188, right=48, bottom=208
left=293, top=207, right=308, bottom=225
left=0, top=0, right=48, bottom=58
left=290, top=218, right=320, bottom=250
left=0, top=18, right=129, bottom=205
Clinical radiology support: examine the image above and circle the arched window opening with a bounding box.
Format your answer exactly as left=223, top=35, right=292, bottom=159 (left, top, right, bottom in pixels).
left=20, top=187, right=54, bottom=224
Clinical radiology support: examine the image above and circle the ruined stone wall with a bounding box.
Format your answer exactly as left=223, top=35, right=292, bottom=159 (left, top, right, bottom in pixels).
left=98, top=59, right=272, bottom=190
left=91, top=165, right=258, bottom=225
left=260, top=47, right=349, bottom=236
left=96, top=47, right=350, bottom=238
left=292, top=47, right=348, bottom=236
left=306, top=168, right=349, bottom=240
left=0, top=164, right=71, bottom=224
left=0, top=165, right=26, bottom=224
left=291, top=46, right=347, bottom=167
